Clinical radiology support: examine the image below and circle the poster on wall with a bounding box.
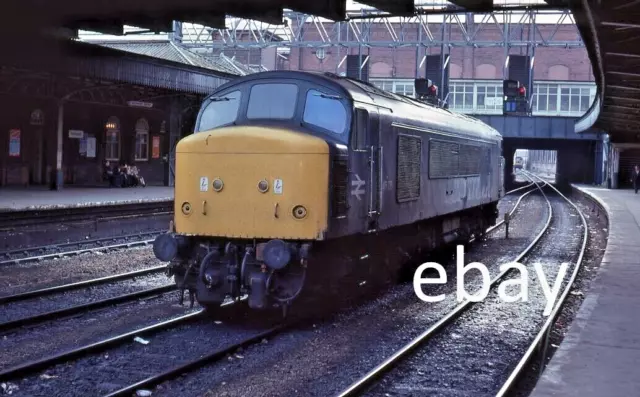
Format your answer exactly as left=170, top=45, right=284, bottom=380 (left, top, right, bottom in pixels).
left=30, top=109, right=44, bottom=126
left=86, top=137, right=96, bottom=158
left=9, top=129, right=20, bottom=157
left=79, top=136, right=87, bottom=156
left=152, top=136, right=160, bottom=159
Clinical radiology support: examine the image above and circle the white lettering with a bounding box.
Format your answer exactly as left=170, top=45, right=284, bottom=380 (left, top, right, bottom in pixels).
left=413, top=262, right=447, bottom=302
left=535, top=262, right=569, bottom=316
left=456, top=245, right=490, bottom=302
left=497, top=262, right=529, bottom=303
left=410, top=245, right=571, bottom=317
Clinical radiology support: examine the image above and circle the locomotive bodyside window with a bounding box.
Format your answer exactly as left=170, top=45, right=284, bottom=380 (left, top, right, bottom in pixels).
left=247, top=83, right=298, bottom=120
left=198, top=90, right=242, bottom=131
left=303, top=89, right=348, bottom=135
left=352, top=108, right=369, bottom=150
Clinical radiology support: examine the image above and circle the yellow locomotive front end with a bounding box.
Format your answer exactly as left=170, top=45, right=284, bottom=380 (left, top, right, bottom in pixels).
left=152, top=71, right=354, bottom=312
left=154, top=124, right=332, bottom=311
left=174, top=125, right=329, bottom=240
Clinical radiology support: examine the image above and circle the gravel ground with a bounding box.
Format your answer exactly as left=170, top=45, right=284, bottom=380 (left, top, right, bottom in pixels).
left=0, top=245, right=161, bottom=296
left=0, top=245, right=186, bottom=376
left=0, top=272, right=169, bottom=324
left=508, top=190, right=608, bottom=397
left=363, top=193, right=584, bottom=396
left=497, top=187, right=535, bottom=221
left=0, top=290, right=198, bottom=373
left=5, top=305, right=279, bottom=397
left=118, top=192, right=551, bottom=397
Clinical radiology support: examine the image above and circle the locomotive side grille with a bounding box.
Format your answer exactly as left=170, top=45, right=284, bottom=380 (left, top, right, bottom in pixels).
left=428, top=140, right=459, bottom=178
left=429, top=140, right=487, bottom=178
left=397, top=134, right=422, bottom=202
left=331, top=157, right=349, bottom=217
left=458, top=144, right=483, bottom=176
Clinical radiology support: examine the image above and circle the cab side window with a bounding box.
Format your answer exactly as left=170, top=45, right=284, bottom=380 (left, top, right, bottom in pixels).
left=198, top=90, right=242, bottom=131
left=352, top=108, right=369, bottom=151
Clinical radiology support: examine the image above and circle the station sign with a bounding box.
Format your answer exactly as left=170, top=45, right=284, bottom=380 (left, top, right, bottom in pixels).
left=69, top=130, right=84, bottom=139
left=127, top=101, right=154, bottom=108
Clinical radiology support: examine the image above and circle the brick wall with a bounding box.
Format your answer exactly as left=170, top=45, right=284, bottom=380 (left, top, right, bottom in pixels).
left=244, top=22, right=593, bottom=82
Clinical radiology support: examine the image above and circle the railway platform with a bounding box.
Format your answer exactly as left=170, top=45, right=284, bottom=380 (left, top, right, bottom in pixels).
left=531, top=185, right=640, bottom=397
left=0, top=186, right=174, bottom=211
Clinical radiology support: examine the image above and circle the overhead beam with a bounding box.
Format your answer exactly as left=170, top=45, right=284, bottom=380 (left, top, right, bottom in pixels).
left=604, top=103, right=640, bottom=112
left=173, top=12, right=227, bottom=29
left=286, top=0, right=346, bottom=21
left=607, top=96, right=640, bottom=103
left=446, top=0, right=494, bottom=11
left=358, top=0, right=415, bottom=15
left=65, top=19, right=124, bottom=35
left=228, top=8, right=284, bottom=25
left=608, top=84, right=640, bottom=92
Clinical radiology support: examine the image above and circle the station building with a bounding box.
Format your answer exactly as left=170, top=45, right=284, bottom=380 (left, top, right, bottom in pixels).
left=0, top=37, right=250, bottom=189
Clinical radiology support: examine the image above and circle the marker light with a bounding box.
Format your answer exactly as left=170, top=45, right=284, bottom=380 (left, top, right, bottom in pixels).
left=212, top=178, right=224, bottom=192
left=292, top=205, right=308, bottom=219
left=258, top=179, right=269, bottom=193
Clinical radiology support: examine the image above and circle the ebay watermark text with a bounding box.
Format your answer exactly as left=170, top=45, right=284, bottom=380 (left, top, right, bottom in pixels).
left=413, top=245, right=569, bottom=316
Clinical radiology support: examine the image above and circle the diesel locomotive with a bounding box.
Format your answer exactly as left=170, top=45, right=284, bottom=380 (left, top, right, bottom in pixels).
left=153, top=70, right=504, bottom=312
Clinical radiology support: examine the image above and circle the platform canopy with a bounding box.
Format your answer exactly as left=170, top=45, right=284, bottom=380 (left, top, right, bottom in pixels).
left=13, top=0, right=640, bottom=142
left=2, top=0, right=566, bottom=35
left=569, top=0, right=640, bottom=143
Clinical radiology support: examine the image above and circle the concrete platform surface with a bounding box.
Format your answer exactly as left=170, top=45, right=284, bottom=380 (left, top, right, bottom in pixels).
left=0, top=186, right=174, bottom=211
left=531, top=185, right=640, bottom=397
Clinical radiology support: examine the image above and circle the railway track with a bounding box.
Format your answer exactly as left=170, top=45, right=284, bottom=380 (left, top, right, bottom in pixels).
left=103, top=323, right=287, bottom=397
left=495, top=171, right=587, bottom=396
left=0, top=284, right=175, bottom=333
left=0, top=182, right=551, bottom=396
left=0, top=297, right=294, bottom=397
left=0, top=265, right=167, bottom=305
left=0, top=229, right=164, bottom=266
left=99, top=182, right=549, bottom=396
left=0, top=309, right=206, bottom=381
left=0, top=201, right=173, bottom=230
left=334, top=172, right=586, bottom=396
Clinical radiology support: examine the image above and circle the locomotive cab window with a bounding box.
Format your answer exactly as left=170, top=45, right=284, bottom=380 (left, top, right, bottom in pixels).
left=247, top=83, right=298, bottom=120
left=351, top=108, right=368, bottom=150
left=198, top=90, right=242, bottom=131
left=303, top=89, right=348, bottom=135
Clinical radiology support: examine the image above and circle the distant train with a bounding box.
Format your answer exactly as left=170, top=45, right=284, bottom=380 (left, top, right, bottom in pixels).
left=153, top=71, right=504, bottom=313
left=514, top=156, right=524, bottom=170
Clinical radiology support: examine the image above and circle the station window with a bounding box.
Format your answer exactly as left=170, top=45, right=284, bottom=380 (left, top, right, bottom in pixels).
left=135, top=118, right=149, bottom=161
left=303, top=89, right=348, bottom=135
left=449, top=82, right=474, bottom=110
left=476, top=84, right=502, bottom=111
left=105, top=116, right=120, bottom=161
left=532, top=83, right=558, bottom=113
left=247, top=83, right=298, bottom=120
left=198, top=90, right=242, bottom=131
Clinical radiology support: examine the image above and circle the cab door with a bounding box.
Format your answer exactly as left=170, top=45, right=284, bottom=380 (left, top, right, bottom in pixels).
left=367, top=110, right=382, bottom=231
left=351, top=107, right=381, bottom=232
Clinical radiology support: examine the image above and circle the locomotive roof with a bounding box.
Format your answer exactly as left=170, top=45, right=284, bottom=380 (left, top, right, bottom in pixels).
left=208, top=70, right=502, bottom=142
